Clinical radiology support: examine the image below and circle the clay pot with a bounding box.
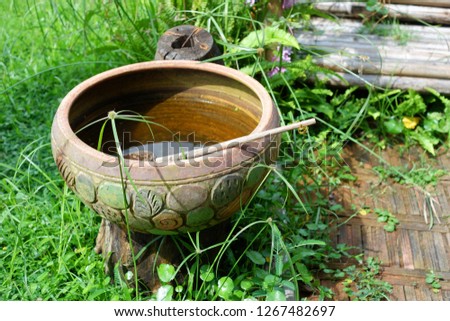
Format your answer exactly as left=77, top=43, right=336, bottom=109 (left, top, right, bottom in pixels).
left=51, top=60, right=280, bottom=234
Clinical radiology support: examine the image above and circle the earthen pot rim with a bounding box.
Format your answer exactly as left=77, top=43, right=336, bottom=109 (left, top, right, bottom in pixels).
left=52, top=60, right=279, bottom=181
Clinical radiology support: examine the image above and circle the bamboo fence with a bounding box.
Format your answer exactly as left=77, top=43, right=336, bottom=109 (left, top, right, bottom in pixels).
left=297, top=16, right=450, bottom=93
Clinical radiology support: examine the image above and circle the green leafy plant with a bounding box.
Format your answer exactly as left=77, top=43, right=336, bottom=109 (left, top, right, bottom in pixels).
left=374, top=164, right=446, bottom=189
left=342, top=257, right=393, bottom=301
left=366, top=0, right=389, bottom=16
left=154, top=264, right=177, bottom=301
left=374, top=208, right=399, bottom=232
left=425, top=270, right=442, bottom=294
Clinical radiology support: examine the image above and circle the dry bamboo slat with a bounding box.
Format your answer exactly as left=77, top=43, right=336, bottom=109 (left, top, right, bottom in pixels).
left=314, top=55, right=450, bottom=79
left=301, top=42, right=450, bottom=68
left=307, top=18, right=450, bottom=40
left=314, top=2, right=450, bottom=25
left=316, top=72, right=450, bottom=95
left=390, top=0, right=450, bottom=8
left=308, top=47, right=450, bottom=64
left=297, top=32, right=450, bottom=51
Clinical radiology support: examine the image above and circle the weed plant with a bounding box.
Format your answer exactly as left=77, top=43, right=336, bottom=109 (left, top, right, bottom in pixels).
left=1, top=0, right=449, bottom=301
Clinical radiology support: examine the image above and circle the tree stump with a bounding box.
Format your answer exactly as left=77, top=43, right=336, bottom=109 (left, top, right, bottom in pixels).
left=94, top=25, right=227, bottom=292
left=155, top=24, right=223, bottom=64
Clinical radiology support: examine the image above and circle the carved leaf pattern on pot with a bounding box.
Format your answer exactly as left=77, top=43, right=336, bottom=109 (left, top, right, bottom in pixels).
left=92, top=202, right=123, bottom=224
left=133, top=189, right=164, bottom=219
left=211, top=174, right=244, bottom=208
left=56, top=155, right=75, bottom=188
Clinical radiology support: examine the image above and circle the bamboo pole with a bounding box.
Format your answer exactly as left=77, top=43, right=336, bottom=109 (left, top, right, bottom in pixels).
left=316, top=72, right=450, bottom=95
left=306, top=46, right=450, bottom=63
left=314, top=2, right=450, bottom=25
left=297, top=32, right=450, bottom=51
left=390, top=0, right=450, bottom=8
left=307, top=17, right=450, bottom=40
left=313, top=55, right=450, bottom=80
left=298, top=37, right=450, bottom=63
left=155, top=118, right=316, bottom=163
left=300, top=40, right=450, bottom=60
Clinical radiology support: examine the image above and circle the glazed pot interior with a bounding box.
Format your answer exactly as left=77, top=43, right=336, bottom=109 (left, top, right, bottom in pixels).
left=70, top=66, right=264, bottom=155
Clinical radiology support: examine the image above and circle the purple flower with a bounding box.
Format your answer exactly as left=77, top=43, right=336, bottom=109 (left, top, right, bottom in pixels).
left=268, top=46, right=292, bottom=77
left=282, top=46, right=292, bottom=63
left=246, top=0, right=256, bottom=6
left=282, top=0, right=296, bottom=9
left=268, top=66, right=287, bottom=77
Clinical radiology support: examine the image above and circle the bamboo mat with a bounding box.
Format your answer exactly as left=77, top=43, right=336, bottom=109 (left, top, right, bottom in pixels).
left=315, top=144, right=450, bottom=300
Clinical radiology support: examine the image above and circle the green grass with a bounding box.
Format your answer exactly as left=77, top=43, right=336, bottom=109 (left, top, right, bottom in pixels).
left=1, top=0, right=449, bottom=301
left=0, top=0, right=162, bottom=300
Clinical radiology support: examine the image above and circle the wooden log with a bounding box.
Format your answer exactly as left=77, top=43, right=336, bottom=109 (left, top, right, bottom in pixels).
left=315, top=72, right=450, bottom=95
left=314, top=2, right=450, bottom=25
left=155, top=25, right=223, bottom=64
left=95, top=25, right=228, bottom=292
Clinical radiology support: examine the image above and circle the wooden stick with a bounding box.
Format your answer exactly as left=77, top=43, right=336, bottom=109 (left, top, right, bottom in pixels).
left=155, top=118, right=316, bottom=163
